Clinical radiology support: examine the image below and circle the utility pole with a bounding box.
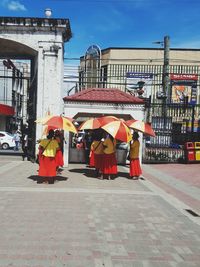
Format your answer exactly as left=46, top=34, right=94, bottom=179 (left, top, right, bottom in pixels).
left=163, top=35, right=170, bottom=99
left=162, top=36, right=170, bottom=123
left=153, top=35, right=170, bottom=100
left=153, top=36, right=170, bottom=128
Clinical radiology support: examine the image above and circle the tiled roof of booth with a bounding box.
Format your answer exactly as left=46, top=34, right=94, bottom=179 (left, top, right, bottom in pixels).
left=63, top=88, right=145, bottom=104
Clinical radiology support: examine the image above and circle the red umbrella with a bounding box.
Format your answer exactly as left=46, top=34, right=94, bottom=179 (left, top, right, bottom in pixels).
left=125, top=119, right=156, bottom=137
left=102, top=120, right=132, bottom=142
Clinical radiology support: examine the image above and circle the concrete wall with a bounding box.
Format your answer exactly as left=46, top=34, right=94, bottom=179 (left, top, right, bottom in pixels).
left=103, top=48, right=200, bottom=65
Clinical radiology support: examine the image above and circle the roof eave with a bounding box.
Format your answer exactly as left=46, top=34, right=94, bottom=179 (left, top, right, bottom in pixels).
left=63, top=99, right=144, bottom=104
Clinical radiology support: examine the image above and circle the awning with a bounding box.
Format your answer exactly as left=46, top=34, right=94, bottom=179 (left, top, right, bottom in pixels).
left=0, top=104, right=15, bottom=116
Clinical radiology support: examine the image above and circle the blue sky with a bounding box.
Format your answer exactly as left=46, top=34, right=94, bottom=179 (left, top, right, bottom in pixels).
left=1, top=0, right=200, bottom=65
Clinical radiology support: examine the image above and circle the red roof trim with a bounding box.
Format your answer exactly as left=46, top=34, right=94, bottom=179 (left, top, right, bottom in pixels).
left=63, top=88, right=144, bottom=104
left=0, top=104, right=15, bottom=116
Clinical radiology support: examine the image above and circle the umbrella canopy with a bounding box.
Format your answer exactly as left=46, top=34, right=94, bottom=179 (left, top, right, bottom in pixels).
left=35, top=115, right=74, bottom=124
left=78, top=118, right=101, bottom=130
left=78, top=115, right=120, bottom=130
left=37, top=115, right=77, bottom=134
left=102, top=120, right=132, bottom=142
left=125, top=120, right=156, bottom=137
left=35, top=114, right=53, bottom=124
left=97, top=115, right=121, bottom=126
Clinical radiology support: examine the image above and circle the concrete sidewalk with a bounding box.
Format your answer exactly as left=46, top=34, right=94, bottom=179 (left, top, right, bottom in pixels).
left=142, top=163, right=200, bottom=215
left=0, top=157, right=199, bottom=267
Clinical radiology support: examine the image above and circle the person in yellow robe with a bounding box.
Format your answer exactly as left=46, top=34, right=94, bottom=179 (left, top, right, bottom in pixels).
left=38, top=129, right=59, bottom=184
left=101, top=133, right=118, bottom=180
left=129, top=132, right=142, bottom=180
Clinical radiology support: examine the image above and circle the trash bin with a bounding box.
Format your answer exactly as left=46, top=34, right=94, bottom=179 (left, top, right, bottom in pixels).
left=116, top=149, right=128, bottom=165
left=194, top=142, right=200, bottom=161
left=185, top=142, right=195, bottom=162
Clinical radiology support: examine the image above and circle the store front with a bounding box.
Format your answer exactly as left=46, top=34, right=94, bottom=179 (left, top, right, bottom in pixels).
left=0, top=104, right=15, bottom=131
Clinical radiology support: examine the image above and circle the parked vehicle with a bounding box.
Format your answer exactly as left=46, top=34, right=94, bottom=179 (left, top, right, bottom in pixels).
left=0, top=131, right=16, bottom=150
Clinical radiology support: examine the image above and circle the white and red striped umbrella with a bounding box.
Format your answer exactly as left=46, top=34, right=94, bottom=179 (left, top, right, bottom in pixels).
left=78, top=118, right=101, bottom=130
left=78, top=115, right=120, bottom=130
left=42, top=115, right=77, bottom=133
left=102, top=120, right=132, bottom=142
left=97, top=115, right=120, bottom=126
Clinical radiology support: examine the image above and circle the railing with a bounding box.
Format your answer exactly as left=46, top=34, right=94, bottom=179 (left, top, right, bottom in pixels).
left=143, top=103, right=200, bottom=163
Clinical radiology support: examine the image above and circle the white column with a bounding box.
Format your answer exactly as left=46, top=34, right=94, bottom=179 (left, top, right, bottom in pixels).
left=63, top=131, right=69, bottom=167
left=36, top=41, right=64, bottom=142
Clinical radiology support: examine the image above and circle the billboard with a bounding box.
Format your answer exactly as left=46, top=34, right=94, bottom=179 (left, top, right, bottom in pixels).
left=126, top=72, right=153, bottom=98
left=170, top=74, right=198, bottom=104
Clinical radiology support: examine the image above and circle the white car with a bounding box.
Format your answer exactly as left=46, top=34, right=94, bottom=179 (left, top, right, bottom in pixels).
left=0, top=131, right=16, bottom=150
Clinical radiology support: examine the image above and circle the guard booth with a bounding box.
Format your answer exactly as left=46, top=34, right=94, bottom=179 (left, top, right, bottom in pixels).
left=68, top=119, right=129, bottom=165
left=63, top=88, right=145, bottom=166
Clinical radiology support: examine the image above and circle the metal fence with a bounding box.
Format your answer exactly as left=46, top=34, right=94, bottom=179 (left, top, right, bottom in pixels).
left=142, top=103, right=200, bottom=163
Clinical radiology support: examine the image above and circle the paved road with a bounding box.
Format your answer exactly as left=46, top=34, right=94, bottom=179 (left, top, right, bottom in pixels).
left=0, top=156, right=199, bottom=267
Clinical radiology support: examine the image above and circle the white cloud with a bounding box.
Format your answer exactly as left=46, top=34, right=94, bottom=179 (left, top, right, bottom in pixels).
left=2, top=0, right=27, bottom=11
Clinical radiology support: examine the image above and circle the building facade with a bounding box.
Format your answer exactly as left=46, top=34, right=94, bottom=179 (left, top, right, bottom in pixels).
left=79, top=46, right=200, bottom=163
left=0, top=59, right=30, bottom=133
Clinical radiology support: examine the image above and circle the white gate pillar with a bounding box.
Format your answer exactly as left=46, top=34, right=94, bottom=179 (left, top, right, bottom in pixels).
left=36, top=41, right=64, bottom=141
left=0, top=16, right=72, bottom=156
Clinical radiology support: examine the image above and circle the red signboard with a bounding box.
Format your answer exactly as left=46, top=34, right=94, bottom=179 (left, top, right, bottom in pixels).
left=170, top=74, right=198, bottom=81
left=0, top=104, right=15, bottom=116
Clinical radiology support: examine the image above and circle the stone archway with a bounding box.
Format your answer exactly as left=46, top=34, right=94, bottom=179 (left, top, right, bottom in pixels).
left=0, top=16, right=72, bottom=157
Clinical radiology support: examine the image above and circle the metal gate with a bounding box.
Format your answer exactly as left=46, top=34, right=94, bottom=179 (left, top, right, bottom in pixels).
left=143, top=103, right=200, bottom=163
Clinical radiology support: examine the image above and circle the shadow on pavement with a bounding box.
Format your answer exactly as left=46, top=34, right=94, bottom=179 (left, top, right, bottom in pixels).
left=27, top=175, right=68, bottom=183
left=117, top=171, right=130, bottom=179
left=69, top=168, right=130, bottom=180
left=68, top=168, right=97, bottom=178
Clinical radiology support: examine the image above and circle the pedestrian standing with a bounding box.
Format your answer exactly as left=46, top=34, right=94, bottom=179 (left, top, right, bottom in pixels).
left=101, top=133, right=118, bottom=180
left=90, top=130, right=104, bottom=177
left=54, top=130, right=64, bottom=173
left=82, top=131, right=93, bottom=165
left=22, top=124, right=29, bottom=161
left=13, top=130, right=21, bottom=151
left=89, top=141, right=95, bottom=168
left=38, top=129, right=59, bottom=184
left=93, top=139, right=104, bottom=178
left=129, top=132, right=142, bottom=180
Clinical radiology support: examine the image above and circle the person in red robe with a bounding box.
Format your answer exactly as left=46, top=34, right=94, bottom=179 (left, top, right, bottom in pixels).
left=38, top=129, right=59, bottom=184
